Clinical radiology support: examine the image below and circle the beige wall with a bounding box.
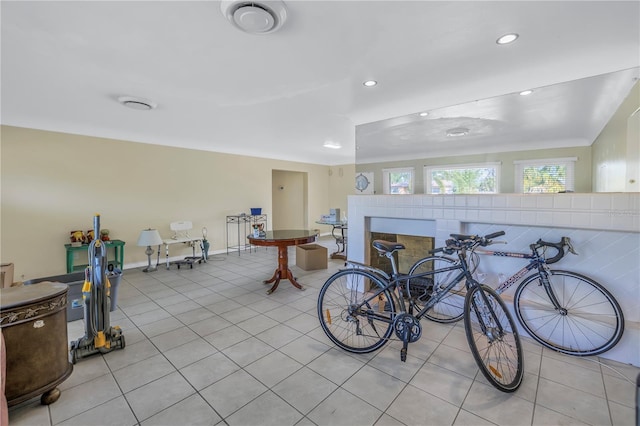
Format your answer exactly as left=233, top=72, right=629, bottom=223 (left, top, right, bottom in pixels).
left=0, top=126, right=334, bottom=280
left=271, top=169, right=306, bottom=229
left=356, top=146, right=593, bottom=194
left=312, top=164, right=354, bottom=238
left=592, top=80, right=640, bottom=192
left=327, top=164, right=355, bottom=218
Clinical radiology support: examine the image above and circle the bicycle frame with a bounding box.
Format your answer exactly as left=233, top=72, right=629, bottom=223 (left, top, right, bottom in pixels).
left=345, top=245, right=505, bottom=335
left=475, top=246, right=566, bottom=312
left=345, top=257, right=465, bottom=319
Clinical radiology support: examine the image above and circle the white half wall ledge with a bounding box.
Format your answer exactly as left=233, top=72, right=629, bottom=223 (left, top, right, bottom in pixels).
left=347, top=193, right=640, bottom=367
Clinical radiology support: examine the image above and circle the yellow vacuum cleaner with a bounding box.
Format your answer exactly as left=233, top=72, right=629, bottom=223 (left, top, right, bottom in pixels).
left=69, top=214, right=125, bottom=363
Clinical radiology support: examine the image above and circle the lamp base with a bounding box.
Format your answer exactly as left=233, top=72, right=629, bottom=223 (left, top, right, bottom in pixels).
left=142, top=246, right=157, bottom=272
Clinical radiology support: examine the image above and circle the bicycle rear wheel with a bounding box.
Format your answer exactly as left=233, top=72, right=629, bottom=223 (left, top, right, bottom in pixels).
left=465, top=285, right=523, bottom=392
left=407, top=256, right=464, bottom=323
left=515, top=270, right=624, bottom=356
left=318, top=269, right=395, bottom=353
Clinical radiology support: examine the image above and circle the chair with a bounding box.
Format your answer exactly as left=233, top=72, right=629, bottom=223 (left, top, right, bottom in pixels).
left=169, top=221, right=193, bottom=239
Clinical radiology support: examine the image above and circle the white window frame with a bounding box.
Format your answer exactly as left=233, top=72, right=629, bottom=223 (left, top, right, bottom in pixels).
left=423, top=162, right=501, bottom=194
left=514, top=157, right=576, bottom=193
left=382, top=167, right=414, bottom=194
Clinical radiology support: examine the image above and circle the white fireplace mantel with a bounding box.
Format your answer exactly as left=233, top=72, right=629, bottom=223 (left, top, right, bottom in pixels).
left=347, top=193, right=640, bottom=366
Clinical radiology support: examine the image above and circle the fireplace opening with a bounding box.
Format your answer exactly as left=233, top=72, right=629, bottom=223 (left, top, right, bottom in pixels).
left=369, top=232, right=434, bottom=274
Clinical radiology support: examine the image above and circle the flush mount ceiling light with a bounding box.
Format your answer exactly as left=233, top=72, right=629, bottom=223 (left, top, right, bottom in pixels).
left=446, top=127, right=469, bottom=137
left=323, top=141, right=342, bottom=149
left=418, top=112, right=429, bottom=117
left=221, top=0, right=288, bottom=34
left=117, top=96, right=157, bottom=111
left=363, top=80, right=377, bottom=87
left=519, top=89, right=533, bottom=96
left=496, top=33, right=519, bottom=45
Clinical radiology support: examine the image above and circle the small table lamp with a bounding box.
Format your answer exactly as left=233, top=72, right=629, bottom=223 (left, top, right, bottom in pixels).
left=137, top=229, right=163, bottom=272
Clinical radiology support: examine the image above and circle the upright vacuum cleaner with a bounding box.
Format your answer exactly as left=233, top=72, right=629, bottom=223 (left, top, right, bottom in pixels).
left=69, top=214, right=125, bottom=363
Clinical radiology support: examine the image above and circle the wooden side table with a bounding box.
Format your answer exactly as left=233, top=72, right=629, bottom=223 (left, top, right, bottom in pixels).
left=64, top=240, right=125, bottom=273
left=247, top=230, right=317, bottom=294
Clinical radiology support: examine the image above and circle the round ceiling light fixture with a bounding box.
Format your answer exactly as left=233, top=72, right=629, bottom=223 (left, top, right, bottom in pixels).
left=418, top=112, right=429, bottom=117
left=446, top=127, right=469, bottom=137
left=519, top=89, right=533, bottom=96
left=117, top=96, right=157, bottom=111
left=323, top=140, right=342, bottom=149
left=496, top=33, right=519, bottom=45
left=363, top=80, right=377, bottom=87
left=221, top=0, right=288, bottom=34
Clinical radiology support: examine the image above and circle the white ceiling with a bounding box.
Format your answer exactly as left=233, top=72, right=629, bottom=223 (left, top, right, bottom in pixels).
left=2, top=1, right=639, bottom=166
left=356, top=67, right=640, bottom=163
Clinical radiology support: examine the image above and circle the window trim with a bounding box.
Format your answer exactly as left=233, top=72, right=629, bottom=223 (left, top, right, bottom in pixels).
left=514, top=157, right=576, bottom=193
left=423, top=162, right=501, bottom=194
left=382, top=167, right=414, bottom=194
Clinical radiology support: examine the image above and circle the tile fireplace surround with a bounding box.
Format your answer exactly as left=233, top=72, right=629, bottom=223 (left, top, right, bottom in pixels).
left=348, top=193, right=640, bottom=366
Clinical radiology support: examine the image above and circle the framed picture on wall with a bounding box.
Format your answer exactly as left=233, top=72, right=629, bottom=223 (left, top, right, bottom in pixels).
left=355, top=172, right=374, bottom=194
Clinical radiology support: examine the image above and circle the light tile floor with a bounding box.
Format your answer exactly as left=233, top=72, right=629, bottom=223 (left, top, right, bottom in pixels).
left=9, top=237, right=639, bottom=425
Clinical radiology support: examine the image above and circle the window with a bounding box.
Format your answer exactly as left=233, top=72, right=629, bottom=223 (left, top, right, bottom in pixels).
left=424, top=163, right=500, bottom=194
left=382, top=167, right=414, bottom=194
left=514, top=157, right=576, bottom=193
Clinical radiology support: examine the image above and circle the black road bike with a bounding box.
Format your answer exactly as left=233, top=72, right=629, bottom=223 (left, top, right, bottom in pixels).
left=317, top=231, right=524, bottom=392
left=408, top=234, right=624, bottom=356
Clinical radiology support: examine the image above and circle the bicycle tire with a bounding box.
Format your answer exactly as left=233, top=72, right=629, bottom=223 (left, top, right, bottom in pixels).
left=514, top=270, right=624, bottom=356
left=407, top=256, right=465, bottom=323
left=318, top=269, right=395, bottom=353
left=464, top=284, right=523, bottom=392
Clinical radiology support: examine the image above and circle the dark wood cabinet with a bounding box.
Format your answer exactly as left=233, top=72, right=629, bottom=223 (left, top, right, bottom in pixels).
left=1, top=282, right=73, bottom=406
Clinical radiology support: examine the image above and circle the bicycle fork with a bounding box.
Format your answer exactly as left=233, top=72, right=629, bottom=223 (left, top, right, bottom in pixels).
left=537, top=269, right=567, bottom=315
left=469, top=287, right=505, bottom=342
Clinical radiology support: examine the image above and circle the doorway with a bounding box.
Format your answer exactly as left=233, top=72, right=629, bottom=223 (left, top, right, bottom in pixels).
left=271, top=170, right=308, bottom=230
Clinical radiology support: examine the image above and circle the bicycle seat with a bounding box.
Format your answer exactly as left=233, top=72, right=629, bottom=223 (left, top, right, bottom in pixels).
left=372, top=240, right=405, bottom=253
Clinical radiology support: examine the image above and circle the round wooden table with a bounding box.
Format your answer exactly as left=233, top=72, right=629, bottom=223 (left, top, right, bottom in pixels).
left=248, top=230, right=317, bottom=294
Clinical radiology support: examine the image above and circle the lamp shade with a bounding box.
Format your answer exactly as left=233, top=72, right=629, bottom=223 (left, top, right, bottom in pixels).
left=137, top=229, right=163, bottom=246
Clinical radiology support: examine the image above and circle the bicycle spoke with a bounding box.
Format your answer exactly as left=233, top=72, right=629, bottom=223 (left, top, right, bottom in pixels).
left=318, top=269, right=394, bottom=353
left=515, top=270, right=624, bottom=355
left=465, top=285, right=523, bottom=392
left=408, top=256, right=465, bottom=323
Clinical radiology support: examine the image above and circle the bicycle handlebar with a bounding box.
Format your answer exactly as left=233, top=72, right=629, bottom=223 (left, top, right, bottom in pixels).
left=429, top=231, right=506, bottom=255
left=531, top=236, right=577, bottom=264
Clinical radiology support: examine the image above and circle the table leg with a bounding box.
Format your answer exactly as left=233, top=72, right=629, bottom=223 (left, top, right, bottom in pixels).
left=165, top=244, right=170, bottom=269
left=263, top=245, right=304, bottom=294
left=117, top=245, right=123, bottom=270
left=330, top=226, right=347, bottom=260
left=66, top=251, right=73, bottom=274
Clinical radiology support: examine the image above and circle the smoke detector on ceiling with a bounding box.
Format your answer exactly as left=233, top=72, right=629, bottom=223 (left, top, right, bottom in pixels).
left=221, top=1, right=288, bottom=34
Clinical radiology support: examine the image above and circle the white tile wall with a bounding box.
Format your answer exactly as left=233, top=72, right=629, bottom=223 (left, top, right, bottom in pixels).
left=348, top=193, right=640, bottom=366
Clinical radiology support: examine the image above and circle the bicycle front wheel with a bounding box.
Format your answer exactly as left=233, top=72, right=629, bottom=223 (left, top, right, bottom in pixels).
left=408, top=256, right=464, bottom=323
left=465, top=285, right=523, bottom=392
left=318, top=269, right=395, bottom=354
left=515, top=270, right=624, bottom=356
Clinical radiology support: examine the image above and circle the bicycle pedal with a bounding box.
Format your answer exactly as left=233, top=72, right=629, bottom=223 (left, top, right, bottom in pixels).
left=400, top=348, right=407, bottom=362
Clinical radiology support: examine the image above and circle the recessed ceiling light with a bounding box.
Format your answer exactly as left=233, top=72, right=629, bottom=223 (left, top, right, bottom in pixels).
left=519, top=89, right=533, bottom=96
left=418, top=112, right=429, bottom=117
left=446, top=127, right=469, bottom=137
left=118, top=96, right=157, bottom=111
left=496, top=33, right=519, bottom=45
left=323, top=141, right=342, bottom=149
left=363, top=80, right=377, bottom=87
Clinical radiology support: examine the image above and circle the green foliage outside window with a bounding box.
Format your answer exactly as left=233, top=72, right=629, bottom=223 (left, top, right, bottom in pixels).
left=431, top=168, right=496, bottom=194
left=523, top=165, right=566, bottom=193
